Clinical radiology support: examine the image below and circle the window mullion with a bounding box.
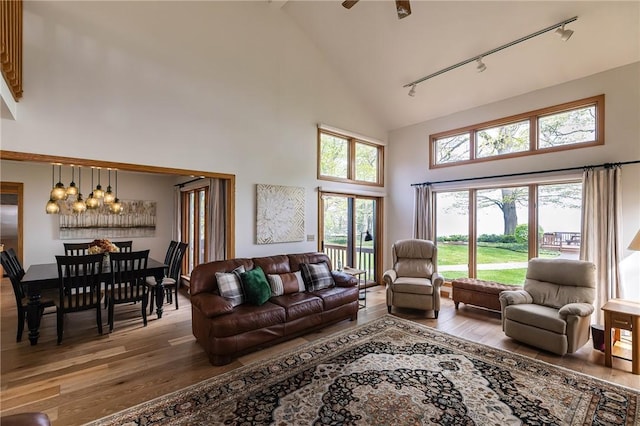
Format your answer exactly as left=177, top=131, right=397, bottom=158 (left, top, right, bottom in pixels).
left=469, top=189, right=477, bottom=278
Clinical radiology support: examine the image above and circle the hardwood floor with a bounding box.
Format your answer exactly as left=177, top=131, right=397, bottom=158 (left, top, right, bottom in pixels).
left=1, top=279, right=638, bottom=425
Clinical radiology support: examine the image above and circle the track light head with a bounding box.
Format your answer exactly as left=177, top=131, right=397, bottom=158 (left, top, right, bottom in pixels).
left=408, top=84, right=416, bottom=97
left=476, top=57, right=487, bottom=73
left=555, top=24, right=573, bottom=41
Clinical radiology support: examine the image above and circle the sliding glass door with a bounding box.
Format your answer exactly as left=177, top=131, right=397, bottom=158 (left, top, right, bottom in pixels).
left=320, top=192, right=379, bottom=283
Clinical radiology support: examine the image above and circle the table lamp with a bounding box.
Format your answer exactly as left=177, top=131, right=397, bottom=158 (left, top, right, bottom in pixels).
left=629, top=229, right=640, bottom=251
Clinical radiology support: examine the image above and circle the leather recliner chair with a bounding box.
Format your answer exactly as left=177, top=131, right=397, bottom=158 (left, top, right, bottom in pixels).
left=383, top=239, right=443, bottom=318
left=499, top=257, right=596, bottom=355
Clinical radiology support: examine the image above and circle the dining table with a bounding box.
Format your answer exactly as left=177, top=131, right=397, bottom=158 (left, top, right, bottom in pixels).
left=21, top=257, right=168, bottom=345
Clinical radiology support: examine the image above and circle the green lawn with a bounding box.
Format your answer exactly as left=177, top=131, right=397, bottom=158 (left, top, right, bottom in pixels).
left=437, top=243, right=560, bottom=285
left=437, top=243, right=559, bottom=265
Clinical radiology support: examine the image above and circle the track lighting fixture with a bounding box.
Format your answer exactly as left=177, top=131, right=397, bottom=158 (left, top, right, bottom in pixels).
left=555, top=24, right=573, bottom=41
left=476, top=57, right=487, bottom=73
left=403, top=16, right=577, bottom=95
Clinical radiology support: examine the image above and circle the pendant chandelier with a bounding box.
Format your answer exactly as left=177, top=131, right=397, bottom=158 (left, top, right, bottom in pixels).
left=45, top=165, right=61, bottom=214
left=65, top=166, right=78, bottom=197
left=50, top=164, right=66, bottom=200
left=110, top=170, right=123, bottom=214
left=72, top=166, right=87, bottom=213
left=85, top=168, right=100, bottom=209
left=103, top=169, right=115, bottom=204
left=44, top=164, right=123, bottom=214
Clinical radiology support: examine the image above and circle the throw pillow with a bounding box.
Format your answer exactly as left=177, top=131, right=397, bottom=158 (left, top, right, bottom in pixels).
left=300, top=262, right=335, bottom=292
left=267, top=272, right=305, bottom=296
left=240, top=266, right=271, bottom=306
left=216, top=265, right=246, bottom=307
left=294, top=270, right=306, bottom=292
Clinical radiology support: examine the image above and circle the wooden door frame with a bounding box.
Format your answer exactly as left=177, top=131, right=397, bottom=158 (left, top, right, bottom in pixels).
left=0, top=181, right=24, bottom=265
left=318, top=190, right=384, bottom=284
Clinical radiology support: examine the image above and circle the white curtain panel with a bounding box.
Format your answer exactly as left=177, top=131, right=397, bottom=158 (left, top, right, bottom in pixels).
left=413, top=185, right=434, bottom=241
left=173, top=186, right=181, bottom=242
left=208, top=178, right=226, bottom=261
left=580, top=166, right=623, bottom=324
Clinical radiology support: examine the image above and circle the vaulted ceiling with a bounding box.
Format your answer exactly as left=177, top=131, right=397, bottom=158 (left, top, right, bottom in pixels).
left=282, top=1, right=640, bottom=131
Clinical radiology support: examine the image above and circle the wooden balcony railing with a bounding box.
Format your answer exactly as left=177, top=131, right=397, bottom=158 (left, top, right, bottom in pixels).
left=541, top=232, right=581, bottom=250
left=323, top=243, right=375, bottom=283
left=1, top=0, right=23, bottom=101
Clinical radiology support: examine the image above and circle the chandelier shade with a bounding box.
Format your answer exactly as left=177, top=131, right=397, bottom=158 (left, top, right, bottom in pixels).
left=66, top=166, right=78, bottom=197
left=50, top=165, right=67, bottom=200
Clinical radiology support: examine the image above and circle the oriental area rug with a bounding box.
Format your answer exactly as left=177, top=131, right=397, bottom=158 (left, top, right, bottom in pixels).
left=88, top=316, right=639, bottom=425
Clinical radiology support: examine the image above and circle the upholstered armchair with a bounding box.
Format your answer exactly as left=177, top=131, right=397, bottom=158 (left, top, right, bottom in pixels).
left=383, top=239, right=444, bottom=318
left=499, top=257, right=596, bottom=356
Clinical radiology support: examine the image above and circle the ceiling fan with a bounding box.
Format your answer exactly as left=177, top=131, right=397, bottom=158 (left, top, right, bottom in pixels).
left=342, top=0, right=412, bottom=20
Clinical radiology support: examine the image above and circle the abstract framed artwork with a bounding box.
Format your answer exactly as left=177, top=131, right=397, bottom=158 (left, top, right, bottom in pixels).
left=59, top=200, right=156, bottom=239
left=256, top=184, right=305, bottom=244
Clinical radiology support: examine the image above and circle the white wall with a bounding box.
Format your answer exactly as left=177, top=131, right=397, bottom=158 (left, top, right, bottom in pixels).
left=0, top=1, right=386, bottom=261
left=0, top=160, right=175, bottom=266
left=387, top=62, right=640, bottom=298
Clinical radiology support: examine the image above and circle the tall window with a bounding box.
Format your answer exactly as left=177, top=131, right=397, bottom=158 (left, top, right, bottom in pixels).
left=435, top=181, right=581, bottom=285
left=181, top=186, right=209, bottom=274
left=431, top=95, right=603, bottom=168
left=318, top=129, right=384, bottom=186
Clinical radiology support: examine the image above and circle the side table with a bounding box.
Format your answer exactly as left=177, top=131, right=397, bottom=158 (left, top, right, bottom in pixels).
left=601, top=299, right=640, bottom=375
left=342, top=266, right=366, bottom=308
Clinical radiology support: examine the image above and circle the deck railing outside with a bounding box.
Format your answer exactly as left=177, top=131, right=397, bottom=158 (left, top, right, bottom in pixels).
left=323, top=244, right=374, bottom=283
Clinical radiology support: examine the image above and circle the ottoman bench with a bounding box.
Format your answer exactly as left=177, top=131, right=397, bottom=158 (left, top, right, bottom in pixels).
left=452, top=278, right=521, bottom=312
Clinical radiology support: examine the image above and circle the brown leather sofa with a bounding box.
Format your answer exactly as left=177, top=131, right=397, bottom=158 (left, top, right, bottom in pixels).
left=1, top=413, right=51, bottom=426
left=191, top=252, right=359, bottom=365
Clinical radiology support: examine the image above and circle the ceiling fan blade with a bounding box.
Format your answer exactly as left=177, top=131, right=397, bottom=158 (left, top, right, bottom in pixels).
left=396, top=0, right=411, bottom=19
left=342, top=0, right=359, bottom=9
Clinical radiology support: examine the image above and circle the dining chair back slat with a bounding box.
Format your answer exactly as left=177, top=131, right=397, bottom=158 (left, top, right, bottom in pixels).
left=163, top=240, right=179, bottom=266
left=113, top=241, right=133, bottom=253
left=55, top=254, right=104, bottom=344
left=108, top=250, right=150, bottom=331
left=63, top=242, right=92, bottom=256
left=4, top=248, right=25, bottom=279
left=167, top=242, right=188, bottom=282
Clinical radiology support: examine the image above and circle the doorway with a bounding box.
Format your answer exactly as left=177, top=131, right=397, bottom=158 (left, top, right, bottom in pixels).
left=0, top=182, right=23, bottom=272
left=319, top=191, right=382, bottom=284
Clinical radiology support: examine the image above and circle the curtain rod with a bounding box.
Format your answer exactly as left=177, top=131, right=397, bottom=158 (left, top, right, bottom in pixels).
left=411, top=160, right=640, bottom=187
left=175, top=177, right=204, bottom=187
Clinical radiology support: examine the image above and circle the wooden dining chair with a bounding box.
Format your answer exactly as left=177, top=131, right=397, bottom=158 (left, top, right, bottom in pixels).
left=113, top=241, right=133, bottom=252
left=107, top=250, right=150, bottom=331
left=55, top=254, right=104, bottom=344
left=63, top=242, right=91, bottom=256
left=4, top=248, right=24, bottom=275
left=1, top=251, right=56, bottom=342
left=146, top=241, right=187, bottom=314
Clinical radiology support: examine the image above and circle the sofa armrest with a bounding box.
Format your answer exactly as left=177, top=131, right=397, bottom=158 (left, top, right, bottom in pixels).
left=431, top=272, right=444, bottom=290
left=499, top=290, right=533, bottom=307
left=191, top=293, right=234, bottom=318
left=332, top=271, right=358, bottom=287
left=559, top=302, right=594, bottom=319
left=383, top=269, right=397, bottom=286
